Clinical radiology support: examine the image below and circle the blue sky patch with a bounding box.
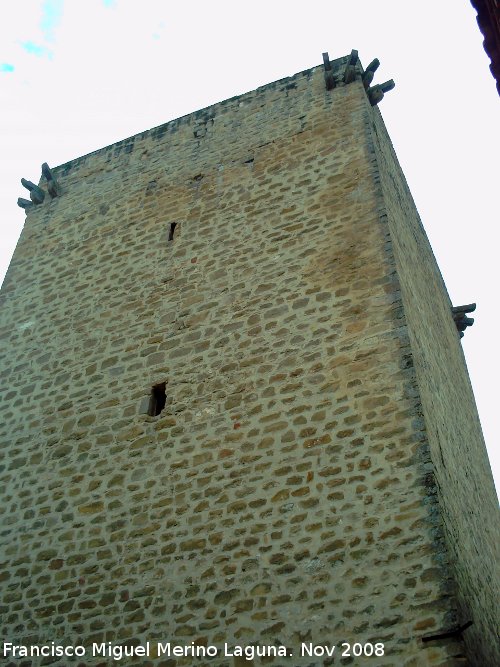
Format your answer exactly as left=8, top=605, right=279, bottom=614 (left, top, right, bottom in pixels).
left=21, top=41, right=52, bottom=58
left=41, top=0, right=64, bottom=41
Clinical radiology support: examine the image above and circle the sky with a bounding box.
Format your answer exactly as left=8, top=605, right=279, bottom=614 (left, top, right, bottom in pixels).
left=0, top=0, right=498, bottom=497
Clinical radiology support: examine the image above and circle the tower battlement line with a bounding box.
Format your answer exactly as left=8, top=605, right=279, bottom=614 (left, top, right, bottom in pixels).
left=1, top=52, right=498, bottom=666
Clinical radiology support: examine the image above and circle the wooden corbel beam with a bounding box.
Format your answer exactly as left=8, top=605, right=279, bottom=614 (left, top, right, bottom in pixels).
left=17, top=198, right=34, bottom=210
left=322, top=52, right=336, bottom=91
left=343, top=49, right=358, bottom=84
left=452, top=303, right=476, bottom=338
left=42, top=162, right=61, bottom=198
left=367, top=79, right=395, bottom=106
left=362, top=58, right=380, bottom=89
left=21, top=178, right=45, bottom=204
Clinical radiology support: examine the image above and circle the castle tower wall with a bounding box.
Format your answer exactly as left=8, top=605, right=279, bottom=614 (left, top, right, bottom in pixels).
left=1, top=56, right=497, bottom=665
left=368, top=106, right=500, bottom=665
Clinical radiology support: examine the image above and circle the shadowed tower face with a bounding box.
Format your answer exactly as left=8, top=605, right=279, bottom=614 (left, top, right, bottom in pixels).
left=1, top=53, right=498, bottom=666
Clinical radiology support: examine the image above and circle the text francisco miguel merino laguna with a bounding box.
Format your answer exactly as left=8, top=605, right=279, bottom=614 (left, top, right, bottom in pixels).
left=2, top=641, right=348, bottom=660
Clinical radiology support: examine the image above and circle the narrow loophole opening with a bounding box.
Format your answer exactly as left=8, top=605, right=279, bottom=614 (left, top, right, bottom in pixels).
left=168, top=222, right=177, bottom=241
left=148, top=382, right=167, bottom=416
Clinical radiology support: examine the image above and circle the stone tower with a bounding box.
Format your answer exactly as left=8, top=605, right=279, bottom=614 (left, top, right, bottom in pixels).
left=1, top=53, right=498, bottom=666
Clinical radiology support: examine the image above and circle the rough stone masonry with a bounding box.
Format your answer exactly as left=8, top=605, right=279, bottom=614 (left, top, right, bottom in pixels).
left=0, top=54, right=498, bottom=666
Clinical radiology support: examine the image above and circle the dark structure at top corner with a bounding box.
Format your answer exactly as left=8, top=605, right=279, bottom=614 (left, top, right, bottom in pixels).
left=470, top=0, right=500, bottom=94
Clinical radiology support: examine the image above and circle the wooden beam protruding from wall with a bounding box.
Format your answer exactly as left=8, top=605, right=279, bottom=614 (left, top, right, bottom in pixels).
left=17, top=198, right=34, bottom=210
left=452, top=303, right=476, bottom=338
left=42, top=163, right=61, bottom=198
left=21, top=178, right=45, bottom=204
left=367, top=79, right=395, bottom=106
left=362, top=58, right=380, bottom=89
left=322, top=52, right=336, bottom=91
left=343, top=49, right=358, bottom=84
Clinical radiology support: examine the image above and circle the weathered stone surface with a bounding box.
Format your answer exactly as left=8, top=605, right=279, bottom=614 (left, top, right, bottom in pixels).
left=0, top=54, right=497, bottom=666
left=370, top=104, right=499, bottom=666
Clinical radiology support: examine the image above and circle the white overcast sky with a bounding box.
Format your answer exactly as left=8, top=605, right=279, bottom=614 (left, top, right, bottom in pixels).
left=0, top=1, right=498, bottom=497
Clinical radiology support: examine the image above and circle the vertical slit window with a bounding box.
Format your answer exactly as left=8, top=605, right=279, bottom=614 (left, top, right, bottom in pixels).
left=148, top=382, right=167, bottom=416
left=168, top=222, right=177, bottom=241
